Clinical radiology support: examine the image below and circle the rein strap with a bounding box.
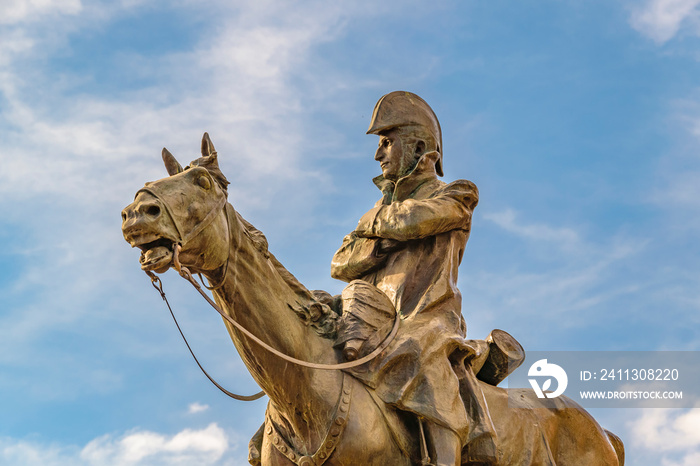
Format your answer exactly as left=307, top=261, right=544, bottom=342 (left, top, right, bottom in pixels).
left=174, top=261, right=401, bottom=371
left=147, top=271, right=265, bottom=401
left=136, top=187, right=227, bottom=246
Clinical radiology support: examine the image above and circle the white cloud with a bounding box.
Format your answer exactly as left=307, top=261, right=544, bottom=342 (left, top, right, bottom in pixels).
left=0, top=0, right=82, bottom=25
left=648, top=95, right=700, bottom=232
left=465, top=240, right=643, bottom=324
left=0, top=0, right=356, bottom=394
left=663, top=170, right=700, bottom=208
left=0, top=28, right=34, bottom=66
left=628, top=408, right=700, bottom=466
left=0, top=439, right=77, bottom=466
left=0, top=0, right=349, bottom=212
left=629, top=0, right=700, bottom=43
left=463, top=210, right=650, bottom=340
left=663, top=451, right=700, bottom=466
left=81, top=423, right=228, bottom=465
left=0, top=424, right=231, bottom=466
left=483, top=208, right=580, bottom=249
left=188, top=402, right=210, bottom=414
left=631, top=408, right=700, bottom=451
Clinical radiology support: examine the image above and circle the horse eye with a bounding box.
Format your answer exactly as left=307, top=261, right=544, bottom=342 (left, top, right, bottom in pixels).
left=197, top=176, right=211, bottom=189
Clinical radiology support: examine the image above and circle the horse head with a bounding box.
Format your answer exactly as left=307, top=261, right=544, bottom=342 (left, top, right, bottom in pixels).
left=121, top=133, right=231, bottom=276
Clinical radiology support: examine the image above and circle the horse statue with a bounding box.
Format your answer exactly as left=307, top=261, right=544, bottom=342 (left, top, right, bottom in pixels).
left=121, top=133, right=625, bottom=465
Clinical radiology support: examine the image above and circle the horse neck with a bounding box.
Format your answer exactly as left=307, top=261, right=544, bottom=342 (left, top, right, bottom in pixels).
left=204, top=204, right=342, bottom=438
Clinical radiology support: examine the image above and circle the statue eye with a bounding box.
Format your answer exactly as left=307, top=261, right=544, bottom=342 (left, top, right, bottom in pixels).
left=197, top=175, right=211, bottom=189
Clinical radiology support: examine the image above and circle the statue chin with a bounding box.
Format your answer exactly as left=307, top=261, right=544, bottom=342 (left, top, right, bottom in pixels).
left=139, top=245, right=173, bottom=273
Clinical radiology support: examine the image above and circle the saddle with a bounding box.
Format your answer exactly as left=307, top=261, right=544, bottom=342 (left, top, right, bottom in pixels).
left=248, top=281, right=525, bottom=465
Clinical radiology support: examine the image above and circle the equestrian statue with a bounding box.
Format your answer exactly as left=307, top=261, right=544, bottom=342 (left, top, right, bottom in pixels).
left=121, top=91, right=625, bottom=465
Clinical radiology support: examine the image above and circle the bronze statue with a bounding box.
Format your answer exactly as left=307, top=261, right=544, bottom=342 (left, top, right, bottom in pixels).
left=331, top=91, right=495, bottom=465
left=121, top=92, right=625, bottom=465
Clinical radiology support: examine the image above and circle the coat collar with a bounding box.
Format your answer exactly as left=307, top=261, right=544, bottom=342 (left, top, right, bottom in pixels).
left=373, top=151, right=440, bottom=203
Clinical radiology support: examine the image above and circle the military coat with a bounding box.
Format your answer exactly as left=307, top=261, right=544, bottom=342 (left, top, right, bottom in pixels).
left=331, top=154, right=478, bottom=440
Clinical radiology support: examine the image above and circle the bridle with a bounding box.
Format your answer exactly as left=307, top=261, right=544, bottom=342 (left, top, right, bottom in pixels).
left=138, top=183, right=400, bottom=400
left=136, top=185, right=227, bottom=248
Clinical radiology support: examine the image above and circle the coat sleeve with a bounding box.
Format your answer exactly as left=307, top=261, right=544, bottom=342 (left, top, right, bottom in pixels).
left=354, top=180, right=478, bottom=242
left=330, top=232, right=386, bottom=282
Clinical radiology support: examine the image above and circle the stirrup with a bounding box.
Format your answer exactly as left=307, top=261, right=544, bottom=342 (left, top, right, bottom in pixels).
left=418, top=418, right=435, bottom=466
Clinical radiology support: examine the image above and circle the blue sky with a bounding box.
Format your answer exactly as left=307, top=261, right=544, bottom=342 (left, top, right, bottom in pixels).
left=1, top=0, right=700, bottom=464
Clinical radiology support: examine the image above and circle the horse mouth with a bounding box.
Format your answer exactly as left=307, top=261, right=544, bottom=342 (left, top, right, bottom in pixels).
left=136, top=236, right=175, bottom=272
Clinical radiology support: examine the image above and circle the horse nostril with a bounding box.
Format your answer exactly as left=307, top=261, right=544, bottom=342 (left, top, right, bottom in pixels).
left=146, top=205, right=161, bottom=217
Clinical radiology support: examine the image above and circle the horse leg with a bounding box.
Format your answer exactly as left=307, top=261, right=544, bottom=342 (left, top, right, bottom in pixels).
left=606, top=430, right=625, bottom=466
left=330, top=380, right=417, bottom=465
left=258, top=380, right=416, bottom=466
left=259, top=431, right=295, bottom=466
left=248, top=422, right=265, bottom=465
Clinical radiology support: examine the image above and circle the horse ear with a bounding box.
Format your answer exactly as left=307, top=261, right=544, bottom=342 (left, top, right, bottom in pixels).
left=162, top=148, right=183, bottom=176
left=201, top=132, right=218, bottom=159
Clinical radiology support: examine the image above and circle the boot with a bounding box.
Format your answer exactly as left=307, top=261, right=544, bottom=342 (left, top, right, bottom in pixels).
left=456, top=360, right=499, bottom=464
left=463, top=430, right=498, bottom=464
left=424, top=421, right=461, bottom=466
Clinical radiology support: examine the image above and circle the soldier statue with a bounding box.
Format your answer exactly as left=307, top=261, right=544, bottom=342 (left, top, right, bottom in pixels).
left=123, top=91, right=624, bottom=466
left=331, top=91, right=498, bottom=465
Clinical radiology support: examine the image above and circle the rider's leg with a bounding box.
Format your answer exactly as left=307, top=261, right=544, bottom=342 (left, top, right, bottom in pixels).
left=424, top=421, right=461, bottom=466
left=457, top=362, right=499, bottom=464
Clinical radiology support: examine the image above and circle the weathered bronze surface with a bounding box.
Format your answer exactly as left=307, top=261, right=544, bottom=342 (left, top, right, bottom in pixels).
left=122, top=92, right=625, bottom=465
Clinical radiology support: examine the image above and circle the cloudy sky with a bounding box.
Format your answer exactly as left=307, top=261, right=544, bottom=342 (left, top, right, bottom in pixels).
left=1, top=0, right=700, bottom=464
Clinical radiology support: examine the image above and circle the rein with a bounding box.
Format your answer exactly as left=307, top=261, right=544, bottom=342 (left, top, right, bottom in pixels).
left=142, top=189, right=400, bottom=400
left=168, top=243, right=401, bottom=370
left=147, top=271, right=265, bottom=401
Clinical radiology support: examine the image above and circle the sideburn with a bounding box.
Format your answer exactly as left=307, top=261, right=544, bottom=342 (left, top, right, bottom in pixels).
left=398, top=139, right=423, bottom=177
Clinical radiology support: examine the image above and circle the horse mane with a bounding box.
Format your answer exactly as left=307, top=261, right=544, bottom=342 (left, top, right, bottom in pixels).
left=232, top=208, right=340, bottom=339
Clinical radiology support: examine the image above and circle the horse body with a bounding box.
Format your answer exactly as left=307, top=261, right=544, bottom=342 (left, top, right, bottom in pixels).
left=121, top=134, right=623, bottom=465
left=207, top=205, right=416, bottom=464
left=482, top=385, right=621, bottom=465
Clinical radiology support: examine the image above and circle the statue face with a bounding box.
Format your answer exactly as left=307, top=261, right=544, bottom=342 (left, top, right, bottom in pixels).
left=374, top=128, right=416, bottom=180
left=122, top=136, right=231, bottom=275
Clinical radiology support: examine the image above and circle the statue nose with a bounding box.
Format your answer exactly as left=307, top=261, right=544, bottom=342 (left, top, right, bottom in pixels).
left=121, top=199, right=162, bottom=229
